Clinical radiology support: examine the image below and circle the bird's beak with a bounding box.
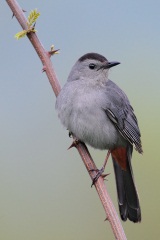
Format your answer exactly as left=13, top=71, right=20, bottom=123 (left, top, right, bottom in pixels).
left=97, top=61, right=120, bottom=70
left=106, top=61, right=120, bottom=69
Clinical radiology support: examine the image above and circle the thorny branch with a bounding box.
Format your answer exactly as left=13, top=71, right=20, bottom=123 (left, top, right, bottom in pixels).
left=6, top=1, right=127, bottom=239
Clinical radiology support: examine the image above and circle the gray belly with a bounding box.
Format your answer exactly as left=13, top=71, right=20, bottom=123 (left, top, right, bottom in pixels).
left=56, top=83, right=126, bottom=150
left=59, top=101, right=124, bottom=150
left=70, top=110, right=124, bottom=149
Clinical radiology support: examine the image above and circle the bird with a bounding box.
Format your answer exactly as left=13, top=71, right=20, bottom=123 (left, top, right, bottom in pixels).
left=55, top=52, right=142, bottom=222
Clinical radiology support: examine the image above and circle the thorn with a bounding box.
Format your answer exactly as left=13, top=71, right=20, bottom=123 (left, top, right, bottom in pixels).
left=104, top=216, right=109, bottom=221
left=42, top=66, right=46, bottom=72
left=48, top=49, right=60, bottom=58
left=12, top=9, right=26, bottom=19
left=68, top=142, right=76, bottom=150
left=68, top=139, right=79, bottom=150
left=47, top=45, right=60, bottom=58
left=32, top=22, right=36, bottom=28
left=101, top=173, right=110, bottom=181
left=30, top=23, right=36, bottom=33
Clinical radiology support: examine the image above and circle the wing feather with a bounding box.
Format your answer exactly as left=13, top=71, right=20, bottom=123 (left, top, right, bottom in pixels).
left=104, top=80, right=143, bottom=153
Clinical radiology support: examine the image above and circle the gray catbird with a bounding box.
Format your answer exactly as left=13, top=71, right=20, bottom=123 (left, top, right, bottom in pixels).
left=56, top=53, right=142, bottom=222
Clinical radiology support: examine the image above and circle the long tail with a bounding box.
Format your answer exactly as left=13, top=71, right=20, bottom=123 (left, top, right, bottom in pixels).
left=111, top=145, right=141, bottom=222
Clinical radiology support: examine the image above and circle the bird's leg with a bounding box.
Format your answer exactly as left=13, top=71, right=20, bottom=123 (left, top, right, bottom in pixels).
left=102, top=150, right=111, bottom=171
left=91, top=150, right=111, bottom=186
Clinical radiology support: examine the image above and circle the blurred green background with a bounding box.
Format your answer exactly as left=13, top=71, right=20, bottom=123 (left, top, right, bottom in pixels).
left=1, top=0, right=160, bottom=239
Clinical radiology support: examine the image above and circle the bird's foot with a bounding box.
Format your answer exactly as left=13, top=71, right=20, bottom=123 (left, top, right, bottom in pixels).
left=90, top=167, right=110, bottom=187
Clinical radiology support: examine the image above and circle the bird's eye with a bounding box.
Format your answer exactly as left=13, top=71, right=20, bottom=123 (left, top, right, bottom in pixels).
left=89, top=63, right=96, bottom=70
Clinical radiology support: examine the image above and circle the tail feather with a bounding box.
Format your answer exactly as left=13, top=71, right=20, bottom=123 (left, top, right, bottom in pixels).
left=112, top=145, right=141, bottom=222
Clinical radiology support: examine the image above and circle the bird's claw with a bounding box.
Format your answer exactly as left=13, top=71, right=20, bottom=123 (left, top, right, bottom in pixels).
left=90, top=167, right=110, bottom=187
left=91, top=167, right=104, bottom=187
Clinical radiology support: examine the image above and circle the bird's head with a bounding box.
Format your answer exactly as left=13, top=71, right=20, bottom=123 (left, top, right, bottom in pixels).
left=67, top=53, right=120, bottom=83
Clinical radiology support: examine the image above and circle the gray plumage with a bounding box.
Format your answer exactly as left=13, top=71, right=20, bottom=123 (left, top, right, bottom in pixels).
left=56, top=53, right=142, bottom=222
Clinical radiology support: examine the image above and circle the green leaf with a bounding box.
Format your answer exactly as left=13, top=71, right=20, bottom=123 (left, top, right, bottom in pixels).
left=27, top=9, right=40, bottom=26
left=14, top=9, right=40, bottom=40
left=14, top=30, right=27, bottom=39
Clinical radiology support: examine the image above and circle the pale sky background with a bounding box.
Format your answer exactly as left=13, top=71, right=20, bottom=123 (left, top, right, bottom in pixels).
left=1, top=1, right=160, bottom=239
